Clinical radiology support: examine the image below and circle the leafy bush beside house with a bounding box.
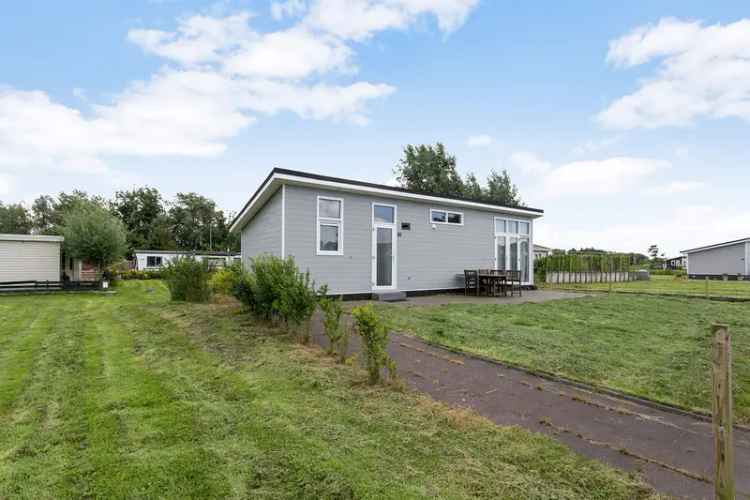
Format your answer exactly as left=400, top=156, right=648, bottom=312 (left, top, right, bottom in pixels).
left=163, top=257, right=212, bottom=303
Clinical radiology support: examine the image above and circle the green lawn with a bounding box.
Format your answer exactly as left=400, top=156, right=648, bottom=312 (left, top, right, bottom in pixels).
left=544, top=274, right=750, bottom=299
left=0, top=282, right=657, bottom=499
left=377, top=294, right=750, bottom=424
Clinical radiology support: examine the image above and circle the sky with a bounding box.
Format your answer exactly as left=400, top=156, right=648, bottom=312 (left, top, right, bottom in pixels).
left=2, top=0, right=750, bottom=257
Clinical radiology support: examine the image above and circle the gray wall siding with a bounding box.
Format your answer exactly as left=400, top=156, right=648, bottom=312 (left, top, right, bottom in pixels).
left=688, top=243, right=747, bottom=275
left=240, top=188, right=282, bottom=267
left=283, top=184, right=532, bottom=294
left=0, top=241, right=61, bottom=282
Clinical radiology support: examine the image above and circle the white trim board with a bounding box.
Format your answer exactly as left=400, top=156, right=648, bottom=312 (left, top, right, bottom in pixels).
left=231, top=170, right=543, bottom=233
left=281, top=184, right=286, bottom=257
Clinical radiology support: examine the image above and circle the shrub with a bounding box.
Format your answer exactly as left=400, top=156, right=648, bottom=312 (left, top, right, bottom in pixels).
left=119, top=269, right=163, bottom=280
left=163, top=257, right=211, bottom=303
left=318, top=288, right=349, bottom=361
left=351, top=304, right=396, bottom=385
left=234, top=255, right=320, bottom=342
left=209, top=263, right=244, bottom=295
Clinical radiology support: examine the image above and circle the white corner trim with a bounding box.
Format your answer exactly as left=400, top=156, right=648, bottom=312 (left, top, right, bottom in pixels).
left=281, top=184, right=286, bottom=257
left=745, top=241, right=750, bottom=275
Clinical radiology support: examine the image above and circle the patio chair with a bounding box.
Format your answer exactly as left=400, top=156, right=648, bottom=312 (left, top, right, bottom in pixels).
left=464, top=270, right=479, bottom=296
left=506, top=270, right=522, bottom=297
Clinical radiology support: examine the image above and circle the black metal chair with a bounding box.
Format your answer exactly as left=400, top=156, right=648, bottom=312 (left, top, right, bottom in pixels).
left=464, top=270, right=479, bottom=296
left=506, top=270, right=522, bottom=297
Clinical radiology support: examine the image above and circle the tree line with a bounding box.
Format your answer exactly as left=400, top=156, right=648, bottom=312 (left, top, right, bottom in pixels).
left=0, top=188, right=239, bottom=255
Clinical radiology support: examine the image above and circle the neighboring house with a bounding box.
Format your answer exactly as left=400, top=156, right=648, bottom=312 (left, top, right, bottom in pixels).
left=229, top=168, right=544, bottom=297
left=664, top=255, right=687, bottom=270
left=0, top=234, right=63, bottom=282
left=134, top=250, right=241, bottom=270
left=533, top=244, right=552, bottom=260
left=682, top=237, right=750, bottom=279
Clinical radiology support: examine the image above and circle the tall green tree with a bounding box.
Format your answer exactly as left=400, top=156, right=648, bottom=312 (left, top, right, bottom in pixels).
left=111, top=187, right=174, bottom=252
left=484, top=170, right=521, bottom=207
left=394, top=143, right=465, bottom=197
left=61, top=204, right=127, bottom=270
left=0, top=202, right=32, bottom=234
left=168, top=193, right=227, bottom=251
left=31, top=195, right=57, bottom=234
left=395, top=143, right=523, bottom=207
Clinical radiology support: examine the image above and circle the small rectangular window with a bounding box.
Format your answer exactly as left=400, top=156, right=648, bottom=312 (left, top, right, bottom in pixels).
left=508, top=221, right=518, bottom=234
left=430, top=209, right=463, bottom=225
left=147, top=256, right=163, bottom=267
left=317, top=196, right=344, bottom=255
left=374, top=205, right=395, bottom=223
left=520, top=221, right=530, bottom=235
left=495, top=219, right=506, bottom=233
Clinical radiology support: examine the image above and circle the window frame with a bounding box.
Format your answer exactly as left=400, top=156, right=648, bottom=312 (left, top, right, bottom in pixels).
left=494, top=216, right=533, bottom=283
left=146, top=255, right=163, bottom=268
left=316, top=195, right=344, bottom=256
left=429, top=208, right=464, bottom=226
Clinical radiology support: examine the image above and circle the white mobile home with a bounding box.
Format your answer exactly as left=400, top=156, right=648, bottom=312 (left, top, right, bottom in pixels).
left=134, top=250, right=241, bottom=270
left=682, top=237, right=750, bottom=279
left=230, top=169, right=544, bottom=297
left=0, top=234, right=63, bottom=282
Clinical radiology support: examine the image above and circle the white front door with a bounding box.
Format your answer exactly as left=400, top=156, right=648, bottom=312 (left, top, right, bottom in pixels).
left=372, top=203, right=397, bottom=290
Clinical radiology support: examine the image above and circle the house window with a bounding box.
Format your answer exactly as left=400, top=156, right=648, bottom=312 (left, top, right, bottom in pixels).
left=146, top=256, right=163, bottom=268
left=430, top=209, right=463, bottom=225
left=494, top=217, right=532, bottom=282
left=317, top=196, right=343, bottom=255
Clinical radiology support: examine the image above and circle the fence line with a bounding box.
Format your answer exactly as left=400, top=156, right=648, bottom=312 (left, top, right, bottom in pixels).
left=545, top=271, right=635, bottom=284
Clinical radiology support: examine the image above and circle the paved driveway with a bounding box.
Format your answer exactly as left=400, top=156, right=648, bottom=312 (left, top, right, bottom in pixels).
left=312, top=294, right=750, bottom=499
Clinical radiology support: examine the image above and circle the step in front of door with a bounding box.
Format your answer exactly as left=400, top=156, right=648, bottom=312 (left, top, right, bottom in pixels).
left=374, top=291, right=407, bottom=302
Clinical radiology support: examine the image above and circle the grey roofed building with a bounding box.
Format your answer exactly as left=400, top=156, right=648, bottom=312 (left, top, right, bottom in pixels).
left=681, top=237, right=750, bottom=279
left=230, top=168, right=544, bottom=297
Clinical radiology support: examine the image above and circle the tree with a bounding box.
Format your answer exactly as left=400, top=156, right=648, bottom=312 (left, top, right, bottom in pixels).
left=111, top=187, right=174, bottom=252
left=394, top=143, right=465, bottom=197
left=61, top=204, right=127, bottom=270
left=0, top=202, right=32, bottom=234
left=395, top=143, right=523, bottom=207
left=648, top=245, right=659, bottom=260
left=168, top=192, right=223, bottom=251
left=484, top=169, right=521, bottom=207
left=31, top=195, right=57, bottom=234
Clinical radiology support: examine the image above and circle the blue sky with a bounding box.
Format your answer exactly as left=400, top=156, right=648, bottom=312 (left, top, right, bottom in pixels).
left=2, top=1, right=750, bottom=256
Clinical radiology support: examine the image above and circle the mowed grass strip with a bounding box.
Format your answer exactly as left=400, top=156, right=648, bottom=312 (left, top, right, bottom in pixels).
left=544, top=274, right=750, bottom=299
left=0, top=282, right=659, bottom=499
left=377, top=294, right=750, bottom=424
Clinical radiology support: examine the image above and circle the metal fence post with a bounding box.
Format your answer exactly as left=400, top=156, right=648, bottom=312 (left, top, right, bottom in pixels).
left=711, top=323, right=735, bottom=500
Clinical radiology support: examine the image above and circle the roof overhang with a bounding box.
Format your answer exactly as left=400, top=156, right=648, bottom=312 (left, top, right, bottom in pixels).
left=230, top=168, right=544, bottom=233
left=0, top=234, right=64, bottom=243
left=681, top=237, right=750, bottom=254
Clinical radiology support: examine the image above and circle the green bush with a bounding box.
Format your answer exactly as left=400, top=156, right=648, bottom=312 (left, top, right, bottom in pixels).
left=163, top=257, right=212, bottom=303
left=351, top=304, right=396, bottom=385
left=318, top=288, right=349, bottom=362
left=119, top=269, right=164, bottom=280
left=209, top=263, right=244, bottom=295
left=233, top=255, right=320, bottom=342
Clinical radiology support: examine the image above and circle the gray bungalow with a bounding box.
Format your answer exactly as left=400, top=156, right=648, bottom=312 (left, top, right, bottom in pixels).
left=230, top=169, right=544, bottom=297
left=682, top=237, right=750, bottom=279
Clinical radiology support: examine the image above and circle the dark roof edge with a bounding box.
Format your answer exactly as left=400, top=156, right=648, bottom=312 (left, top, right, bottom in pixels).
left=681, top=237, right=750, bottom=254
left=230, top=167, right=544, bottom=230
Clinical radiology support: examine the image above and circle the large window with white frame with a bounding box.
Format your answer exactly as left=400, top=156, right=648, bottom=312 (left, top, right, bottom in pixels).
left=430, top=208, right=463, bottom=225
left=317, top=196, right=343, bottom=255
left=494, top=217, right=531, bottom=282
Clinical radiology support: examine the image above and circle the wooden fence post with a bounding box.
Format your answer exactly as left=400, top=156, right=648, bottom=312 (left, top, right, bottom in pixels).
left=711, top=323, right=734, bottom=500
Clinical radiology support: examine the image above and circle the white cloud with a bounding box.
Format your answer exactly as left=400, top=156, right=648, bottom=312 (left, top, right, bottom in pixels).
left=271, top=0, right=308, bottom=20
left=531, top=156, right=669, bottom=197
left=303, top=0, right=479, bottom=41
left=508, top=151, right=551, bottom=175
left=571, top=136, right=621, bottom=155
left=466, top=134, right=493, bottom=147
left=3, top=2, right=479, bottom=178
left=598, top=17, right=750, bottom=129
left=645, top=180, right=705, bottom=195
left=0, top=173, right=13, bottom=195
